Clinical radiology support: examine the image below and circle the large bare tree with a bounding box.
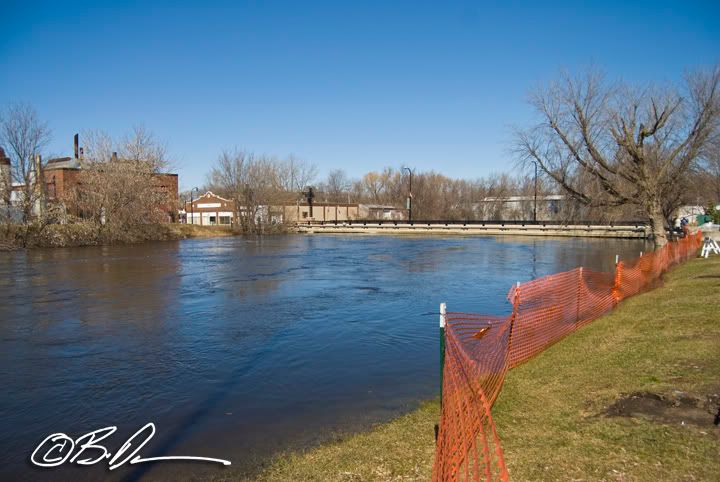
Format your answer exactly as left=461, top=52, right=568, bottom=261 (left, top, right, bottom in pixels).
left=70, top=126, right=171, bottom=237
left=0, top=103, right=52, bottom=223
left=207, top=149, right=283, bottom=233
left=514, top=67, right=720, bottom=246
left=696, top=135, right=720, bottom=204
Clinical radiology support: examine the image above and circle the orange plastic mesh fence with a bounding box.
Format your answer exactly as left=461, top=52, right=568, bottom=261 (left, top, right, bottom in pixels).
left=432, top=233, right=702, bottom=482
left=432, top=313, right=510, bottom=482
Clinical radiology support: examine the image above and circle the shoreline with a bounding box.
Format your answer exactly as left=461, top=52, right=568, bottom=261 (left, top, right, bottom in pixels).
left=237, top=253, right=718, bottom=482
left=0, top=223, right=265, bottom=250
left=6, top=222, right=709, bottom=250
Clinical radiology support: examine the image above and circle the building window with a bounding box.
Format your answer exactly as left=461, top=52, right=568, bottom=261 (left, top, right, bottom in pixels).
left=302, top=211, right=308, bottom=218
left=219, top=216, right=231, bottom=225
left=209, top=215, right=216, bottom=225
left=549, top=200, right=560, bottom=214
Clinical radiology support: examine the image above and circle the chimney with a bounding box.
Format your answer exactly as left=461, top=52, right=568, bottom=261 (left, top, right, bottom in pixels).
left=79, top=147, right=84, bottom=159
left=35, top=154, right=42, bottom=181
left=35, top=154, right=45, bottom=212
left=0, top=148, right=10, bottom=203
left=112, top=151, right=118, bottom=162
left=74, top=133, right=79, bottom=159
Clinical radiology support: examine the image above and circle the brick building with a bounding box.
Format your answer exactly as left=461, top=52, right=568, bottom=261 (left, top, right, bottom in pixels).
left=2, top=134, right=179, bottom=222
left=184, top=191, right=237, bottom=225
left=280, top=202, right=406, bottom=222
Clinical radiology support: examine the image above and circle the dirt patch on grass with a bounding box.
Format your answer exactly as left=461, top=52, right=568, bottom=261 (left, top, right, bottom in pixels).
left=605, top=390, right=720, bottom=430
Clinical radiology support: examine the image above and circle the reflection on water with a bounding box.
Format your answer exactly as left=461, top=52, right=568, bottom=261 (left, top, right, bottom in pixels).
left=0, top=234, right=648, bottom=481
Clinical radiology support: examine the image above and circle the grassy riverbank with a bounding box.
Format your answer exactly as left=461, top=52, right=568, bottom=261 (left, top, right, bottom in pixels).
left=0, top=222, right=246, bottom=249
left=165, top=224, right=240, bottom=239
left=241, top=254, right=719, bottom=481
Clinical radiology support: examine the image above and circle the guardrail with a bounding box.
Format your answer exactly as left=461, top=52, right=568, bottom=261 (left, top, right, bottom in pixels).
left=294, top=219, right=651, bottom=238
left=297, top=219, right=648, bottom=228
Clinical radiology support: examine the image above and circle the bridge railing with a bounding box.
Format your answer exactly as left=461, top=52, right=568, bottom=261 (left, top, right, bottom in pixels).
left=296, top=219, right=648, bottom=228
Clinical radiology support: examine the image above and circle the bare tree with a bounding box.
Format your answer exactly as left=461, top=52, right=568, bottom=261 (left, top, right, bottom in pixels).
left=695, top=135, right=720, bottom=204
left=276, top=155, right=317, bottom=194
left=81, top=126, right=169, bottom=171
left=514, top=67, right=720, bottom=246
left=119, top=125, right=169, bottom=171
left=81, top=129, right=114, bottom=163
left=70, top=127, right=171, bottom=238
left=323, top=169, right=351, bottom=202
left=482, top=173, right=520, bottom=220
left=207, top=149, right=282, bottom=233
left=0, top=103, right=52, bottom=223
left=207, top=149, right=245, bottom=230
left=361, top=168, right=399, bottom=204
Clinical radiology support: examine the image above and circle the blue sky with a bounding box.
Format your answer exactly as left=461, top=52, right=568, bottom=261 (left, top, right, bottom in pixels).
left=2, top=1, right=718, bottom=190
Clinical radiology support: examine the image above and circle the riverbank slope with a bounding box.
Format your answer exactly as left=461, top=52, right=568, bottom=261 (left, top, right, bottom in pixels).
left=246, top=254, right=719, bottom=481
left=0, top=223, right=244, bottom=249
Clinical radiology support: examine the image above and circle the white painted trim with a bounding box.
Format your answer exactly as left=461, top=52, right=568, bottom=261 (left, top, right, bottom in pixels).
left=195, top=191, right=233, bottom=203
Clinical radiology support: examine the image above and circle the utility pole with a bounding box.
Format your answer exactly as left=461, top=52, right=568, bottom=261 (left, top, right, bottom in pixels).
left=402, top=166, right=413, bottom=222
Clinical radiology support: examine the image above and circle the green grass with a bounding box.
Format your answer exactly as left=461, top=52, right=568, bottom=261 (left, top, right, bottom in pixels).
left=230, top=255, right=720, bottom=482
left=493, top=255, right=720, bottom=481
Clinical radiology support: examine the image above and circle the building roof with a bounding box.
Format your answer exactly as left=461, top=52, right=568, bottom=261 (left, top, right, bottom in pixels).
left=480, top=195, right=565, bottom=202
left=191, top=191, right=233, bottom=203
left=360, top=204, right=405, bottom=210
left=281, top=201, right=360, bottom=207
left=45, top=157, right=81, bottom=169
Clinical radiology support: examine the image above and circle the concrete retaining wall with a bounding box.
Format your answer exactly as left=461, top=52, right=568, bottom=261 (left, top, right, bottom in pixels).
left=295, top=222, right=649, bottom=238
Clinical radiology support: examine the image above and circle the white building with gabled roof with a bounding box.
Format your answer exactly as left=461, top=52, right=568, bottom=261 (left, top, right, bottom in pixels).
left=184, top=191, right=236, bottom=225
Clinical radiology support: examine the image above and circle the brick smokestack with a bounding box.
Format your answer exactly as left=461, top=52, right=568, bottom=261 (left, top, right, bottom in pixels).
left=74, top=133, right=79, bottom=159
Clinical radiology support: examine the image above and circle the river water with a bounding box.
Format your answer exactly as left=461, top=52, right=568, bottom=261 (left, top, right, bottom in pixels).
left=0, top=234, right=648, bottom=481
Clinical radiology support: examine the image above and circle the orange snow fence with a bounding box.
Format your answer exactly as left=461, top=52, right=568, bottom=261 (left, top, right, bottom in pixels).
left=432, top=232, right=703, bottom=482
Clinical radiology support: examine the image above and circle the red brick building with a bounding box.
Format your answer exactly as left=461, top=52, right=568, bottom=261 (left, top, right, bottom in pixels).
left=184, top=191, right=236, bottom=225
left=38, top=135, right=179, bottom=222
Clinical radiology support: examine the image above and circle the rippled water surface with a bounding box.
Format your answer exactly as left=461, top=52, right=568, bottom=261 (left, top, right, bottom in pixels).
left=0, top=234, right=648, bottom=481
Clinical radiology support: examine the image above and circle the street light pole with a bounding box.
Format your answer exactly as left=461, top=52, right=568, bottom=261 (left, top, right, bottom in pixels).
left=402, top=166, right=413, bottom=222
left=189, top=187, right=199, bottom=224
left=530, top=161, right=538, bottom=222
